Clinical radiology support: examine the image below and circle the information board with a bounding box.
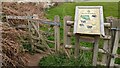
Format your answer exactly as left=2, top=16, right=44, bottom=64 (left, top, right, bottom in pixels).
left=74, top=6, right=105, bottom=36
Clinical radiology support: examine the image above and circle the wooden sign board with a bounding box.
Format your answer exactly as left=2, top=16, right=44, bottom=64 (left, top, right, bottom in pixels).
left=74, top=6, right=105, bottom=36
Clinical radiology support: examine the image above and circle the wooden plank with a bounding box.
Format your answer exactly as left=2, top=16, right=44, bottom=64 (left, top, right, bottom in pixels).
left=115, top=54, right=120, bottom=58
left=101, top=35, right=111, bottom=40
left=65, top=45, right=107, bottom=54
left=106, top=17, right=114, bottom=66
left=66, top=21, right=74, bottom=26
left=102, top=25, right=110, bottom=64
left=74, top=34, right=80, bottom=58
left=67, top=32, right=95, bottom=43
left=66, top=21, right=110, bottom=27
left=79, top=36, right=95, bottom=43
left=63, top=16, right=72, bottom=58
left=102, top=40, right=109, bottom=64
left=114, top=64, right=120, bottom=67
left=6, top=15, right=34, bottom=20
left=97, top=62, right=106, bottom=66
left=54, top=15, right=60, bottom=52
left=92, top=36, right=99, bottom=66
left=109, top=28, right=120, bottom=66
left=104, top=23, right=111, bottom=27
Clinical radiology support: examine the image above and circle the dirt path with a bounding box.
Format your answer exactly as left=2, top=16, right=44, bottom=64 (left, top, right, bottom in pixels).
left=25, top=53, right=47, bottom=66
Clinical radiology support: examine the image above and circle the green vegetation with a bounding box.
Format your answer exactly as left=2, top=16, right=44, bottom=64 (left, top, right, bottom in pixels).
left=46, top=2, right=118, bottom=20
left=39, top=52, right=92, bottom=66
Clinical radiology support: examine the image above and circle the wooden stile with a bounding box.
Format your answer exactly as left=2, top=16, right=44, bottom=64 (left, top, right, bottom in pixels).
left=63, top=16, right=120, bottom=66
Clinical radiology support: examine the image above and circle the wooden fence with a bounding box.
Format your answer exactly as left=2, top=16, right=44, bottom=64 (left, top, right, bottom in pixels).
left=5, top=15, right=60, bottom=53
left=63, top=16, right=120, bottom=66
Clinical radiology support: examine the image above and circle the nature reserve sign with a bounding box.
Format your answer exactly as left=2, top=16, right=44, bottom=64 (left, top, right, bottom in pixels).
left=74, top=6, right=105, bottom=36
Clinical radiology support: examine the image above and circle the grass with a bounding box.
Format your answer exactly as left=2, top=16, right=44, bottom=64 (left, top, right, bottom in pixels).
left=41, top=2, right=120, bottom=66
left=46, top=2, right=118, bottom=20
left=39, top=52, right=92, bottom=66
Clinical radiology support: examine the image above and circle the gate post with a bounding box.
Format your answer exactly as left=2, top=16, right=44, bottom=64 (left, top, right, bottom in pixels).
left=54, top=15, right=60, bottom=52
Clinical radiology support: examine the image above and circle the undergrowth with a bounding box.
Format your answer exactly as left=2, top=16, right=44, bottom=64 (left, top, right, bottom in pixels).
left=39, top=51, right=92, bottom=66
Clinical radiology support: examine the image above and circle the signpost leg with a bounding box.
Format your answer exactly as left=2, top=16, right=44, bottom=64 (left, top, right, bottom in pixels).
left=74, top=34, right=79, bottom=58
left=92, top=36, right=99, bottom=66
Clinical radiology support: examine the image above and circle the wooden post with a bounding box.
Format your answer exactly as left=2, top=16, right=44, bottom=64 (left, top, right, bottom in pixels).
left=106, top=17, right=114, bottom=66
left=63, top=16, right=72, bottom=58
left=92, top=36, right=99, bottom=66
left=74, top=34, right=80, bottom=58
left=54, top=15, right=60, bottom=52
left=102, top=22, right=111, bottom=65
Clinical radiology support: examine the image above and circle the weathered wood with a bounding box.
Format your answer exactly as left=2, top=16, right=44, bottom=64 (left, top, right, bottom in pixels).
left=67, top=32, right=73, bottom=37
left=54, top=15, right=60, bottom=52
left=109, top=27, right=120, bottom=66
left=101, top=35, right=111, bottom=40
left=97, top=62, right=106, bottom=66
left=64, top=16, right=72, bottom=58
left=79, top=36, right=95, bottom=43
left=66, top=21, right=74, bottom=26
left=106, top=17, right=114, bottom=66
left=66, top=20, right=110, bottom=28
left=114, top=64, right=120, bottom=67
left=107, top=19, right=120, bottom=66
left=102, top=39, right=109, bottom=64
left=65, top=45, right=106, bottom=54
left=67, top=33, right=95, bottom=43
left=92, top=36, right=99, bottom=66
left=102, top=24, right=111, bottom=64
left=74, top=34, right=80, bottom=58
left=104, top=23, right=111, bottom=27
left=65, top=45, right=74, bottom=49
left=115, top=54, right=120, bottom=58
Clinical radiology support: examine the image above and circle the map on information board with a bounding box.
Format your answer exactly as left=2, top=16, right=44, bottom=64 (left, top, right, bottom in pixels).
left=74, top=6, right=105, bottom=36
